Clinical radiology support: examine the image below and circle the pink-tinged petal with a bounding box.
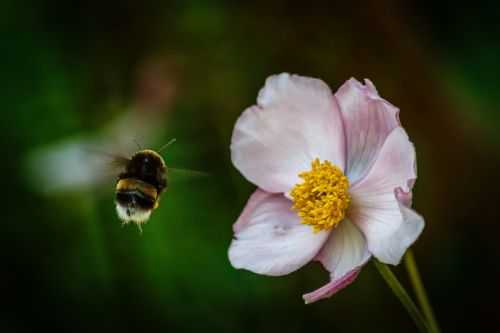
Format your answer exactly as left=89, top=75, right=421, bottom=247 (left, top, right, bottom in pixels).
left=228, top=189, right=330, bottom=276
left=316, top=218, right=371, bottom=279
left=301, top=219, right=370, bottom=304
left=335, top=78, right=400, bottom=185
left=302, top=267, right=362, bottom=304
left=349, top=127, right=424, bottom=264
left=231, top=73, right=346, bottom=194
left=395, top=181, right=415, bottom=207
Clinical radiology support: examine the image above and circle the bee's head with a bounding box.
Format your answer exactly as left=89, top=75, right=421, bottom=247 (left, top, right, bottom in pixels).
left=129, top=150, right=165, bottom=173
left=127, top=138, right=175, bottom=175
left=123, top=150, right=165, bottom=189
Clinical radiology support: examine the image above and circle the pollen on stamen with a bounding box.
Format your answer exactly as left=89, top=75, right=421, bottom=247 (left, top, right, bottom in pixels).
left=290, top=158, right=350, bottom=233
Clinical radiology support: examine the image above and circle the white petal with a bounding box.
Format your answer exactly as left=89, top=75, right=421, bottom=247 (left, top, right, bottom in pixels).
left=335, top=78, right=400, bottom=184
left=228, top=189, right=330, bottom=276
left=349, top=127, right=424, bottom=264
left=316, top=218, right=371, bottom=279
left=231, top=73, right=346, bottom=194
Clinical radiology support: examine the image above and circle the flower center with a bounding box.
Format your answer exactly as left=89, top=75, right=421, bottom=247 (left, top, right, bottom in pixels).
left=290, top=158, right=351, bottom=233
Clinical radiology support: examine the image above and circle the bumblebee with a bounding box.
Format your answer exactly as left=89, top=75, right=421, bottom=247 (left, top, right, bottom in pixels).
left=115, top=139, right=174, bottom=232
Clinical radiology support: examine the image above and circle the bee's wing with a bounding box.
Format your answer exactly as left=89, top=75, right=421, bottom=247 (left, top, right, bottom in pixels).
left=84, top=148, right=130, bottom=168
left=167, top=167, right=211, bottom=183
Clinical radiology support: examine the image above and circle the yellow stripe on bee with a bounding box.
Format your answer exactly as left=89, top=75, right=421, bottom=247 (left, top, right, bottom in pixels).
left=116, top=179, right=158, bottom=199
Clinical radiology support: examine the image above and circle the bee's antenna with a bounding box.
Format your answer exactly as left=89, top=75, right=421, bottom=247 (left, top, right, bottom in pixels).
left=132, top=138, right=144, bottom=150
left=157, top=138, right=177, bottom=153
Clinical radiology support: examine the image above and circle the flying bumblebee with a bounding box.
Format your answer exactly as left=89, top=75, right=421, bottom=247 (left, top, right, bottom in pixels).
left=114, top=139, right=175, bottom=233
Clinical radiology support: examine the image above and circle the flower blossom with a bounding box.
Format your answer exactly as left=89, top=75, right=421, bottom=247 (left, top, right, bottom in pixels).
left=228, top=73, right=424, bottom=303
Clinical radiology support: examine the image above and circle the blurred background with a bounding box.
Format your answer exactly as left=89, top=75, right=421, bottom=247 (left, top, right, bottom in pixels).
left=1, top=0, right=499, bottom=332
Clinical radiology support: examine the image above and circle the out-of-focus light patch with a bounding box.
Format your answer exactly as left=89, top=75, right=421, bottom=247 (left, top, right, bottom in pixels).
left=25, top=138, right=108, bottom=193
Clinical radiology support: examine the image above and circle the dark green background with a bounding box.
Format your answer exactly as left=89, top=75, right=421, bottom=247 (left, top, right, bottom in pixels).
left=2, top=1, right=499, bottom=332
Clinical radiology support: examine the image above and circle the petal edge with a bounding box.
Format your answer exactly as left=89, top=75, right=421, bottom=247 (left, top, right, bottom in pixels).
left=302, top=267, right=362, bottom=304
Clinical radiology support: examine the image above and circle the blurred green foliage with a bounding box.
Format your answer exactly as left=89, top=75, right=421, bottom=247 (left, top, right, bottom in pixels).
left=1, top=0, right=499, bottom=332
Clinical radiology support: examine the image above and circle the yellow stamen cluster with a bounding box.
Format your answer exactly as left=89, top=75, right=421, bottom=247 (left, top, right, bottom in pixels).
left=290, top=158, right=351, bottom=233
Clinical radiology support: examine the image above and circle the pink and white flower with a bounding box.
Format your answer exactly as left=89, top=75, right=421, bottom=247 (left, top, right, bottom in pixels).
left=228, top=73, right=424, bottom=303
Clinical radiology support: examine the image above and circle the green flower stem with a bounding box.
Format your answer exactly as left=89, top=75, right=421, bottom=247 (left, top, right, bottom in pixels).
left=373, top=258, right=432, bottom=333
left=404, top=249, right=441, bottom=333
